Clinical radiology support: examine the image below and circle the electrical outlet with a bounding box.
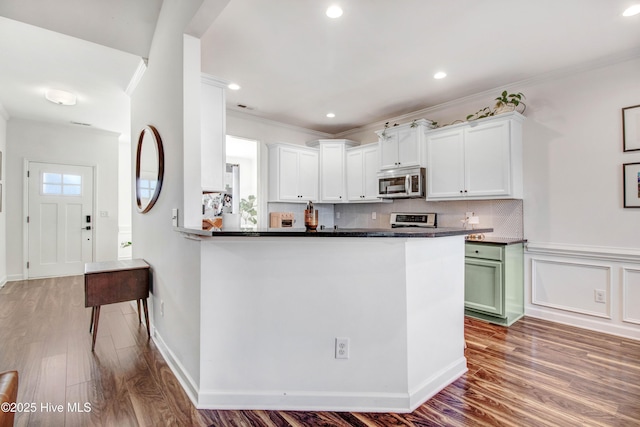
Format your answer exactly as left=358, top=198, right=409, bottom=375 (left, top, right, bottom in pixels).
left=594, top=290, right=606, bottom=304
left=372, top=212, right=376, bottom=220
left=335, top=337, right=349, bottom=359
left=161, top=300, right=165, bottom=316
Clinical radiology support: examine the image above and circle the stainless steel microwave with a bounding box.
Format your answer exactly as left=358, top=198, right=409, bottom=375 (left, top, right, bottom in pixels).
left=377, top=167, right=426, bottom=199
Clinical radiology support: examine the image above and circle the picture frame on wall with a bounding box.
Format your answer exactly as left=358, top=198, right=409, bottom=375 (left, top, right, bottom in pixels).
left=623, top=104, right=640, bottom=152
left=623, top=162, right=640, bottom=208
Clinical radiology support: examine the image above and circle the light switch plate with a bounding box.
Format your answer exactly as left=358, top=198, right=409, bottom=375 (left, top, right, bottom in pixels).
left=171, top=208, right=179, bottom=227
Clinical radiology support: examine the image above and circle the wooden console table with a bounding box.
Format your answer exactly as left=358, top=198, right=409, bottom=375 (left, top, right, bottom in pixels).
left=84, top=259, right=151, bottom=351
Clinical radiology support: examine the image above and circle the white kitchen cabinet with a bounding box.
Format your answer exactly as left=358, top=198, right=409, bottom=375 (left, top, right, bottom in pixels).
left=426, top=112, right=524, bottom=200
left=201, top=75, right=226, bottom=192
left=376, top=119, right=432, bottom=170
left=346, top=144, right=380, bottom=201
left=268, top=144, right=318, bottom=202
left=307, top=139, right=359, bottom=203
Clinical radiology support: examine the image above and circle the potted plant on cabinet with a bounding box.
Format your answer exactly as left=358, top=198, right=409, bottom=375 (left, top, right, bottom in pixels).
left=494, top=90, right=526, bottom=114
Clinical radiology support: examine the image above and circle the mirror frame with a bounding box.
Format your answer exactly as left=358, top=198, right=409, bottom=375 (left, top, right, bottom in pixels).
left=135, top=125, right=165, bottom=213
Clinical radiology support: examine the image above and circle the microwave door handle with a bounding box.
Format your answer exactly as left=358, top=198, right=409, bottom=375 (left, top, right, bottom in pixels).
left=405, top=175, right=410, bottom=194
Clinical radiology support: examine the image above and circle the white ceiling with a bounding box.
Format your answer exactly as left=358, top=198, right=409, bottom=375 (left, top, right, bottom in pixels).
left=0, top=0, right=639, bottom=137
left=201, top=0, right=640, bottom=134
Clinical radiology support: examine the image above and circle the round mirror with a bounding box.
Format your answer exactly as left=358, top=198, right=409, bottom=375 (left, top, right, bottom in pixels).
left=135, top=125, right=164, bottom=213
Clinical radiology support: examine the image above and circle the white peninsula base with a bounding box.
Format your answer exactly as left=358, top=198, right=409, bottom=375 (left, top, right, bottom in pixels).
left=197, top=234, right=467, bottom=413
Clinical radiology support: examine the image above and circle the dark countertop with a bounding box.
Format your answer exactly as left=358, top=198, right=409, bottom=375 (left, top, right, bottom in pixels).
left=465, top=237, right=527, bottom=245
left=176, top=226, right=494, bottom=238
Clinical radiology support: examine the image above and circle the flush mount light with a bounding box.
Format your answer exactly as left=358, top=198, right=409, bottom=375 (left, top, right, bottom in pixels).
left=623, top=4, right=640, bottom=16
left=228, top=83, right=241, bottom=90
left=45, top=89, right=76, bottom=106
left=326, top=5, right=343, bottom=18
left=326, top=112, right=336, bottom=118
left=434, top=71, right=447, bottom=79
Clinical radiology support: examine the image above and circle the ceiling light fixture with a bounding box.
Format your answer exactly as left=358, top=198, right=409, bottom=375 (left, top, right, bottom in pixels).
left=45, top=89, right=76, bottom=106
left=434, top=71, right=447, bottom=79
left=326, top=5, right=343, bottom=18
left=326, top=113, right=336, bottom=118
left=623, top=4, right=640, bottom=16
left=228, top=83, right=241, bottom=90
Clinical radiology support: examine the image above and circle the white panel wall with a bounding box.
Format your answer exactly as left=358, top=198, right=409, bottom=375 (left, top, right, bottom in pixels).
left=0, top=106, right=7, bottom=287
left=5, top=118, right=119, bottom=279
left=622, top=268, right=640, bottom=325
left=129, top=0, right=207, bottom=395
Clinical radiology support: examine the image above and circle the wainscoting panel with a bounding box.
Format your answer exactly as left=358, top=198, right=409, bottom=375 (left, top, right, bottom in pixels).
left=525, top=243, right=640, bottom=340
left=531, top=259, right=612, bottom=319
left=622, top=267, right=640, bottom=325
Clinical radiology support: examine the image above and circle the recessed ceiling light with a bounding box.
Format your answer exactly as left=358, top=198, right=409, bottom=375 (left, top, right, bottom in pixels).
left=45, top=89, right=76, bottom=105
left=326, top=113, right=336, bottom=118
left=434, top=71, right=447, bottom=79
left=326, top=5, right=343, bottom=18
left=623, top=4, right=640, bottom=16
left=228, top=83, right=241, bottom=90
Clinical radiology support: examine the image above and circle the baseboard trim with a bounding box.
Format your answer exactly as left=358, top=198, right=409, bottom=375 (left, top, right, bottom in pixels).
left=152, top=330, right=200, bottom=407
left=0, top=276, right=6, bottom=289
left=7, top=274, right=24, bottom=282
left=408, top=357, right=468, bottom=412
left=196, top=357, right=467, bottom=413
left=525, top=307, right=640, bottom=341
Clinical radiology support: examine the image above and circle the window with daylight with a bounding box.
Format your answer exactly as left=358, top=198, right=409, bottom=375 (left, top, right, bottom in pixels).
left=137, top=178, right=157, bottom=200
left=42, top=173, right=82, bottom=196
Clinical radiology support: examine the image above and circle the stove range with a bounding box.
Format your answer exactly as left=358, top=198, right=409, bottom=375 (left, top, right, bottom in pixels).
left=390, top=212, right=437, bottom=228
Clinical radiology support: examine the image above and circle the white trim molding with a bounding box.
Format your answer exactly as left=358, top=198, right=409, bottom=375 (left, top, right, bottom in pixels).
left=525, top=242, right=640, bottom=341
left=622, top=267, right=640, bottom=325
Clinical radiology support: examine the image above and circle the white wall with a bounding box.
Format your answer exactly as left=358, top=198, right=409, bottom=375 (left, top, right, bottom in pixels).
left=0, top=105, right=7, bottom=287
left=5, top=118, right=120, bottom=279
left=129, top=0, right=209, bottom=395
left=227, top=110, right=330, bottom=146
left=339, top=56, right=640, bottom=339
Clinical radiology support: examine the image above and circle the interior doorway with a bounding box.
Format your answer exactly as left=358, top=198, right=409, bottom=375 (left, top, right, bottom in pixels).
left=27, top=161, right=94, bottom=278
left=226, top=136, right=259, bottom=229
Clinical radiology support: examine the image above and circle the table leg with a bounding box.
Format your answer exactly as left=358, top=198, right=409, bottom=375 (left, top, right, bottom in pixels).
left=136, top=300, right=142, bottom=324
left=141, top=299, right=150, bottom=339
left=89, top=307, right=95, bottom=333
left=91, top=306, right=101, bottom=352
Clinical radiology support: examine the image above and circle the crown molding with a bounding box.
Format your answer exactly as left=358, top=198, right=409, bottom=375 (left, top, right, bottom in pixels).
left=125, top=57, right=148, bottom=96
left=227, top=108, right=332, bottom=139
left=333, top=48, right=640, bottom=138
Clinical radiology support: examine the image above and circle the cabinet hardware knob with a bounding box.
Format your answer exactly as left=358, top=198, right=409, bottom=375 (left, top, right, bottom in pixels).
left=475, top=250, right=479, bottom=253
left=460, top=190, right=463, bottom=193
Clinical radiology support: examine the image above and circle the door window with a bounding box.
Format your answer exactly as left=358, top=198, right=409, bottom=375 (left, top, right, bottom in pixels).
left=42, top=172, right=82, bottom=196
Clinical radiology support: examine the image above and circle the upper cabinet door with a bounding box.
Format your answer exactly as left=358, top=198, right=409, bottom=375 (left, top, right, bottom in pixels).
left=362, top=145, right=380, bottom=199
left=297, top=149, right=319, bottom=201
left=427, top=129, right=465, bottom=199
left=346, top=149, right=364, bottom=201
left=464, top=120, right=511, bottom=197
left=396, top=127, right=420, bottom=168
left=379, top=132, right=399, bottom=170
left=278, top=146, right=303, bottom=201
left=319, top=143, right=346, bottom=202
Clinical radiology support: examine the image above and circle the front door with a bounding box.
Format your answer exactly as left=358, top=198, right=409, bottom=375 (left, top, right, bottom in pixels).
left=28, top=162, right=94, bottom=278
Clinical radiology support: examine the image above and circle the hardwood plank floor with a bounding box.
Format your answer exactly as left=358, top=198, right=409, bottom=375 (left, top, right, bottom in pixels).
left=0, top=276, right=638, bottom=426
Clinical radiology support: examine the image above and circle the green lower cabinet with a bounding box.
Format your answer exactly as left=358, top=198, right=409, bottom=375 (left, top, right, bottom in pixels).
left=464, top=242, right=524, bottom=326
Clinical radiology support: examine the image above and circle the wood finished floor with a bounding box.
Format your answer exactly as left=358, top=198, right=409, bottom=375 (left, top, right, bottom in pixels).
left=0, top=276, right=639, bottom=427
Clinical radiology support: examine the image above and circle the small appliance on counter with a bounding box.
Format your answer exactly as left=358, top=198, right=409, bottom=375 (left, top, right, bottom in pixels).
left=270, top=212, right=295, bottom=228
left=377, top=167, right=426, bottom=199
left=304, top=201, right=318, bottom=231
left=390, top=212, right=437, bottom=228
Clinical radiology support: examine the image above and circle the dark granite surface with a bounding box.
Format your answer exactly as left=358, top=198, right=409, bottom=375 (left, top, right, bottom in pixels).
left=465, top=237, right=527, bottom=245
left=176, top=226, right=494, bottom=238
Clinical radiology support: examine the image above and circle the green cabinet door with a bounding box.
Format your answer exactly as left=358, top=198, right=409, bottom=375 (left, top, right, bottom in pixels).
left=464, top=258, right=504, bottom=316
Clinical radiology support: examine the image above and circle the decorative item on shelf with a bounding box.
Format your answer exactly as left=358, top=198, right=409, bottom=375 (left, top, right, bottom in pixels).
left=494, top=90, right=526, bottom=115
left=120, top=241, right=132, bottom=248
left=380, top=121, right=399, bottom=139
left=304, top=201, right=318, bottom=231
left=462, top=212, right=485, bottom=240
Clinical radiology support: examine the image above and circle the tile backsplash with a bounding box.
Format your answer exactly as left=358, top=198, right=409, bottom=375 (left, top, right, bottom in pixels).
left=333, top=199, right=523, bottom=238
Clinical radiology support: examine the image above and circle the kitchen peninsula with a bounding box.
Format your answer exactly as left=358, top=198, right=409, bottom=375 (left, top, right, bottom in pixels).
left=176, top=226, right=490, bottom=412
